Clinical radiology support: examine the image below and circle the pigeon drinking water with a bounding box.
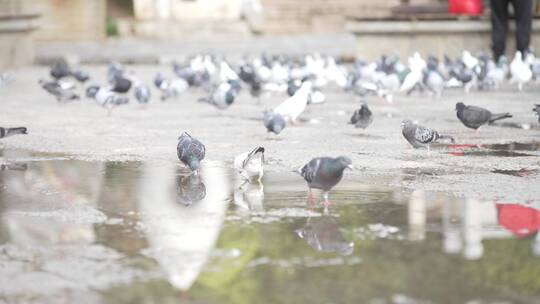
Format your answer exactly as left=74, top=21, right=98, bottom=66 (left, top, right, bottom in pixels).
left=177, top=132, right=206, bottom=174
left=455, top=102, right=512, bottom=130
left=234, top=147, right=265, bottom=182
left=0, top=127, right=27, bottom=139
left=296, top=156, right=353, bottom=208
left=350, top=103, right=373, bottom=129
left=401, top=120, right=455, bottom=150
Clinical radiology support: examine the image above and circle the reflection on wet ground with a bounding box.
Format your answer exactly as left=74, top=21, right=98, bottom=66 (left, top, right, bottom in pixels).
left=445, top=141, right=540, bottom=157
left=0, top=150, right=539, bottom=303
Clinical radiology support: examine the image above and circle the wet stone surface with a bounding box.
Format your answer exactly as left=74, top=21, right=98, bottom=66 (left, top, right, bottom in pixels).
left=0, top=150, right=539, bottom=303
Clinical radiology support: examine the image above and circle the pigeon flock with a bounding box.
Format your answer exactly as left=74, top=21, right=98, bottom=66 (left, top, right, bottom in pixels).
left=1, top=48, right=539, bottom=211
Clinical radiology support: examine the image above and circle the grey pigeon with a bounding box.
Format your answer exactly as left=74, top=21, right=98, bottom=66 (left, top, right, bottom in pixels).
left=401, top=120, right=454, bottom=149
left=70, top=69, right=90, bottom=83
left=39, top=79, right=80, bottom=102
left=176, top=173, right=206, bottom=206
left=177, top=132, right=206, bottom=173
left=0, top=127, right=27, bottom=138
left=533, top=104, right=540, bottom=123
left=50, top=61, right=71, bottom=80
left=263, top=110, right=286, bottom=135
left=296, top=156, right=353, bottom=205
left=295, top=215, right=354, bottom=255
left=455, top=102, right=512, bottom=129
left=350, top=103, right=373, bottom=129
left=86, top=85, right=129, bottom=115
left=199, top=82, right=237, bottom=110
left=0, top=73, right=14, bottom=88
left=134, top=84, right=151, bottom=105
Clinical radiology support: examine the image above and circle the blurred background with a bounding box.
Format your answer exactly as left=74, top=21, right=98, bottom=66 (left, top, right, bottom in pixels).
left=1, top=0, right=540, bottom=67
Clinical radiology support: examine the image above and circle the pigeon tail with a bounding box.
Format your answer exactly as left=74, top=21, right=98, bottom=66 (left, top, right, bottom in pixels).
left=438, top=134, right=455, bottom=143
left=489, top=112, right=512, bottom=123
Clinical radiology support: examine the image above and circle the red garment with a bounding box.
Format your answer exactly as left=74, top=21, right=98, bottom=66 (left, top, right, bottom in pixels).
left=496, top=204, right=540, bottom=238
left=448, top=0, right=484, bottom=16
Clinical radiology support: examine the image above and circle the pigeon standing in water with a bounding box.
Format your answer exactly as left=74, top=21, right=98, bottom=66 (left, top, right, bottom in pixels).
left=234, top=147, right=264, bottom=182
left=401, top=120, right=454, bottom=150
left=533, top=105, right=540, bottom=123
left=296, top=156, right=353, bottom=208
left=0, top=127, right=27, bottom=138
left=263, top=110, right=286, bottom=135
left=455, top=102, right=512, bottom=130
left=176, top=174, right=206, bottom=206
left=177, top=132, right=206, bottom=174
left=350, top=103, right=373, bottom=129
left=39, top=79, right=80, bottom=102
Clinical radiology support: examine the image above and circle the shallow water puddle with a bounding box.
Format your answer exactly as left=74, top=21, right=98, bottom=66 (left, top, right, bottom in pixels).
left=0, top=149, right=539, bottom=303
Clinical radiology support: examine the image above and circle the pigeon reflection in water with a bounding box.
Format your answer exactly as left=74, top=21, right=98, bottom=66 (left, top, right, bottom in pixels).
left=176, top=173, right=206, bottom=206
left=233, top=181, right=264, bottom=213
left=295, top=215, right=354, bottom=256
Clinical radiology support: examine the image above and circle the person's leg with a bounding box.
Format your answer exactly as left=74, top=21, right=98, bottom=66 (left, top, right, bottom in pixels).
left=510, top=0, right=533, bottom=54
left=490, top=0, right=510, bottom=60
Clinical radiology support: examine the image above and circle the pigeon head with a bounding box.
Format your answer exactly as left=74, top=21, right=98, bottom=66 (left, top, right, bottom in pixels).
left=335, top=156, right=353, bottom=170
left=86, top=85, right=100, bottom=98
left=455, top=102, right=466, bottom=112
left=401, top=120, right=414, bottom=129
left=187, top=156, right=201, bottom=172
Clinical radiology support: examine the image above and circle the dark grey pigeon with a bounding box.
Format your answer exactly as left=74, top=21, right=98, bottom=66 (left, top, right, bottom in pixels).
left=401, top=120, right=454, bottom=149
left=177, top=132, right=206, bottom=173
left=176, top=173, right=206, bottom=206
left=295, top=215, right=354, bottom=256
left=533, top=104, right=540, bottom=123
left=0, top=127, right=27, bottom=139
left=349, top=103, right=373, bottom=129
left=296, top=156, right=353, bottom=204
left=455, top=102, right=512, bottom=129
left=263, top=110, right=286, bottom=135
left=50, top=61, right=71, bottom=80
left=39, top=79, right=80, bottom=102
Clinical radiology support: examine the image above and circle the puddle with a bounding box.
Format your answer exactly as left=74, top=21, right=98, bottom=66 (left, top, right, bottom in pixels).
left=485, top=142, right=540, bottom=152
left=446, top=141, right=540, bottom=157
left=0, top=149, right=539, bottom=303
left=492, top=168, right=538, bottom=177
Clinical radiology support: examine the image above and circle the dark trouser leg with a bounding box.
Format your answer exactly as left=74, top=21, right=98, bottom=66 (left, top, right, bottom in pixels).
left=510, top=0, right=533, bottom=54
left=490, top=0, right=510, bottom=60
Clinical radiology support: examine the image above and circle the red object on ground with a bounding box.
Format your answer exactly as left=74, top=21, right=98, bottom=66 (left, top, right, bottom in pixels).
left=448, top=0, right=484, bottom=16
left=496, top=204, right=540, bottom=238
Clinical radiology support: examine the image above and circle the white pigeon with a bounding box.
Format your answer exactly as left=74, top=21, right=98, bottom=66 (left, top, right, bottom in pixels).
left=274, top=81, right=312, bottom=123
left=462, top=51, right=479, bottom=70
left=219, top=61, right=239, bottom=83
left=400, top=53, right=425, bottom=93
left=234, top=147, right=265, bottom=182
left=510, top=51, right=532, bottom=91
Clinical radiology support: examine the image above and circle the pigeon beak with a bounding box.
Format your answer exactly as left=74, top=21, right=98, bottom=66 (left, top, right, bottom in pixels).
left=346, top=164, right=354, bottom=170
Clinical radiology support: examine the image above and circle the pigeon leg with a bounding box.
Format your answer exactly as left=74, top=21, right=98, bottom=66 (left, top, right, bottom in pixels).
left=322, top=192, right=332, bottom=209
left=307, top=189, right=315, bottom=208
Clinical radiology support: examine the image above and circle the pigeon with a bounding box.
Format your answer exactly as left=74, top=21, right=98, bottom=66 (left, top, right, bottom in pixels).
left=401, top=120, right=455, bottom=150
left=110, top=74, right=132, bottom=93
left=154, top=73, right=188, bottom=101
left=70, top=69, right=90, bottom=83
left=455, top=102, right=512, bottom=130
left=296, top=156, right=353, bottom=206
left=533, top=104, right=540, bottom=123
left=274, top=81, right=312, bottom=123
left=287, top=78, right=302, bottom=96
left=134, top=84, right=151, bottom=105
left=177, top=132, right=206, bottom=173
left=0, top=127, right=27, bottom=138
left=263, top=110, right=286, bottom=135
left=295, top=215, right=354, bottom=255
left=86, top=85, right=129, bottom=115
left=349, top=103, right=373, bottom=129
left=199, top=82, right=238, bottom=110
left=50, top=61, right=71, bottom=80
left=176, top=174, right=206, bottom=206
left=234, top=147, right=264, bottom=182
left=0, top=73, right=14, bottom=88
left=510, top=51, right=532, bottom=91
left=39, top=79, right=80, bottom=102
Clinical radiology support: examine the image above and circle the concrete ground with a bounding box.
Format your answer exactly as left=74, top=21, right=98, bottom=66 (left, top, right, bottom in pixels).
left=0, top=65, right=539, bottom=203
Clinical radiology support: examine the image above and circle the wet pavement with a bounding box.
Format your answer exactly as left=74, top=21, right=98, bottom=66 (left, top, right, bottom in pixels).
left=1, top=150, right=539, bottom=303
